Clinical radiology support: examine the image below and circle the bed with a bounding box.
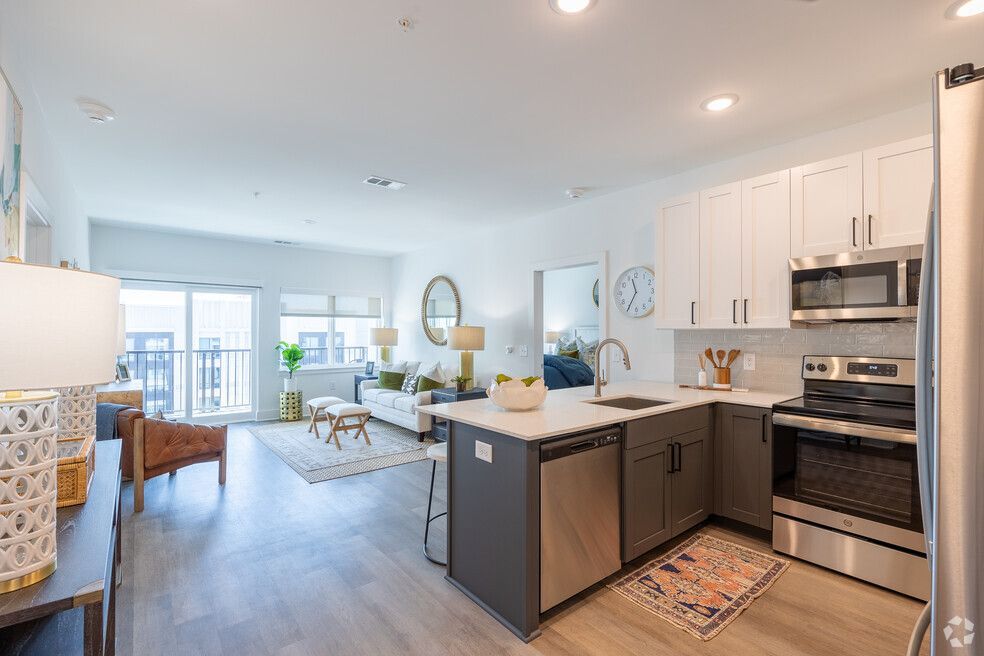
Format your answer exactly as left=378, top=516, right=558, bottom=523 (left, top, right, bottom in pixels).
left=543, top=354, right=595, bottom=390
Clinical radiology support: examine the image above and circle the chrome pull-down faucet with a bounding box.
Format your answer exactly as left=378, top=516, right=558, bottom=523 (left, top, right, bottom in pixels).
left=594, top=338, right=631, bottom=397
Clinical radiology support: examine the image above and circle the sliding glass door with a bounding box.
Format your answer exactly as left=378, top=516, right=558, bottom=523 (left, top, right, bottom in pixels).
left=121, top=282, right=257, bottom=421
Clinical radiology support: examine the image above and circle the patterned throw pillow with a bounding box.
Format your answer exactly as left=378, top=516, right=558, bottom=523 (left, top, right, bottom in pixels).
left=555, top=336, right=574, bottom=353
left=577, top=337, right=599, bottom=369
left=402, top=374, right=420, bottom=395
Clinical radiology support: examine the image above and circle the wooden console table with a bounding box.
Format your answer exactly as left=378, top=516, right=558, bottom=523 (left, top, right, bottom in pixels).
left=0, top=440, right=123, bottom=655
left=95, top=380, right=143, bottom=410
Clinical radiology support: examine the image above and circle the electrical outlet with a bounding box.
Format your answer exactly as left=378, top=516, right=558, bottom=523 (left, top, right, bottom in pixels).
left=326, top=382, right=336, bottom=393
left=475, top=440, right=493, bottom=463
left=743, top=353, right=756, bottom=371
left=505, top=345, right=514, bottom=354
left=519, top=345, right=528, bottom=357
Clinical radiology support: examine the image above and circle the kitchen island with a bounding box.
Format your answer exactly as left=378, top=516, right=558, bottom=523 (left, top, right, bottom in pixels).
left=417, top=381, right=797, bottom=641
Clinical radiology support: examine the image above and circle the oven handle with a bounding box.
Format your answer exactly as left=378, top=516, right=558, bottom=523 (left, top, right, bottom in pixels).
left=772, top=413, right=917, bottom=445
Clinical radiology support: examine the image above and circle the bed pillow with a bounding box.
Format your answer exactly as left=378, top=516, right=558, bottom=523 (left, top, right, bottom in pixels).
left=576, top=337, right=599, bottom=369
left=559, top=348, right=579, bottom=360
left=378, top=361, right=408, bottom=390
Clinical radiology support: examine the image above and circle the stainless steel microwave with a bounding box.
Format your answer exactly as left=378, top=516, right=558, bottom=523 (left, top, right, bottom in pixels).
left=789, top=245, right=923, bottom=323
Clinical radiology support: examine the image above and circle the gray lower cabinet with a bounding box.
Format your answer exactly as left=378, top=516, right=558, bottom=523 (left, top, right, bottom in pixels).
left=621, top=438, right=673, bottom=561
left=716, top=404, right=773, bottom=530
left=669, top=428, right=714, bottom=536
left=622, top=407, right=712, bottom=562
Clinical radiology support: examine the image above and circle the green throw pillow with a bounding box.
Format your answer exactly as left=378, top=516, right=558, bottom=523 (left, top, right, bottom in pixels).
left=416, top=375, right=444, bottom=393
left=559, top=348, right=579, bottom=359
left=378, top=370, right=406, bottom=390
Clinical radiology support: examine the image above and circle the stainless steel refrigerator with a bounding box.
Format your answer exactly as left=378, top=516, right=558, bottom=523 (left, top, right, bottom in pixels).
left=909, top=63, right=984, bottom=655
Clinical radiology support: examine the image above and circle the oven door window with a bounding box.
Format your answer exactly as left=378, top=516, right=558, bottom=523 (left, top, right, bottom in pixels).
left=791, top=261, right=900, bottom=311
left=773, top=427, right=922, bottom=534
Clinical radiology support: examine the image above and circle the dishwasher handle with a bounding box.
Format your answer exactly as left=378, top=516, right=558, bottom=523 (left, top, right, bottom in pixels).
left=540, top=427, right=621, bottom=463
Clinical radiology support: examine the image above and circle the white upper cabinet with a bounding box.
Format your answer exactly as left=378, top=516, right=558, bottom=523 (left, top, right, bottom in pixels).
left=654, top=193, right=699, bottom=329
left=741, top=171, right=791, bottom=329
left=790, top=153, right=864, bottom=257
left=699, top=183, right=742, bottom=328
left=862, top=135, right=933, bottom=249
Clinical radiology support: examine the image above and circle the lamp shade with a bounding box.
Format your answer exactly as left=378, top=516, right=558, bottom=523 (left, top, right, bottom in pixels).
left=0, top=262, right=121, bottom=391
left=544, top=330, right=562, bottom=344
left=448, top=325, right=485, bottom=351
left=369, top=327, right=398, bottom=347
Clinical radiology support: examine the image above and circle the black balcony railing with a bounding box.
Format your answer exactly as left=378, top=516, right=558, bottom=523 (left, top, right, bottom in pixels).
left=300, top=346, right=369, bottom=366
left=124, top=348, right=252, bottom=417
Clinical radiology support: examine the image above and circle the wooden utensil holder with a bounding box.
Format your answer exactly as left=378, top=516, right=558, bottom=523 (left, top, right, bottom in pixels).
left=713, top=367, right=732, bottom=389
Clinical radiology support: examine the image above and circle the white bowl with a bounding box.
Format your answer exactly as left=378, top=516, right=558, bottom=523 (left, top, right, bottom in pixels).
left=487, top=378, right=548, bottom=411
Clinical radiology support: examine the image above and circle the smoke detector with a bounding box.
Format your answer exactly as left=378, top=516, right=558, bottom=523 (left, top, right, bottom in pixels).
left=566, top=187, right=586, bottom=199
left=76, top=99, right=116, bottom=124
left=363, top=175, right=407, bottom=190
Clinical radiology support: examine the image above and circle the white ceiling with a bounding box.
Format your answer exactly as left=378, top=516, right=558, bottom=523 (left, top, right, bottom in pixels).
left=2, top=0, right=982, bottom=255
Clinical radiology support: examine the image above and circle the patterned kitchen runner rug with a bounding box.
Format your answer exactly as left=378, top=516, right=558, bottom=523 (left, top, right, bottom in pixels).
left=248, top=418, right=431, bottom=483
left=608, top=532, right=789, bottom=641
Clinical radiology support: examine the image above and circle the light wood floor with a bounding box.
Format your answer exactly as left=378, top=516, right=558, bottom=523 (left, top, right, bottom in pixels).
left=116, top=422, right=928, bottom=656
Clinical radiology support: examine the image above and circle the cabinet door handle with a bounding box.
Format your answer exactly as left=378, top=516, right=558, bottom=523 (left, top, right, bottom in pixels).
left=691, top=301, right=696, bottom=325
left=667, top=444, right=674, bottom=473
left=732, top=299, right=738, bottom=324
left=867, top=214, right=873, bottom=246
left=674, top=442, right=682, bottom=472
left=743, top=298, right=749, bottom=324
left=852, top=217, right=858, bottom=247
left=762, top=415, right=768, bottom=443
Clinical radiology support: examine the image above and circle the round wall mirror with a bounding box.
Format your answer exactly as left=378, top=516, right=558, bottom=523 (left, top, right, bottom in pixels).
left=421, top=275, right=461, bottom=345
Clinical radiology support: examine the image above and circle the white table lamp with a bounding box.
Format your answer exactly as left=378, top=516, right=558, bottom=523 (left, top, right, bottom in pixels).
left=370, top=327, right=398, bottom=364
left=448, top=325, right=485, bottom=387
left=0, top=261, right=120, bottom=592
left=544, top=330, right=562, bottom=355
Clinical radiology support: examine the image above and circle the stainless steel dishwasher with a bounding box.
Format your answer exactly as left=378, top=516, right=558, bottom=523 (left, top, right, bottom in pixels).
left=540, top=427, right=622, bottom=612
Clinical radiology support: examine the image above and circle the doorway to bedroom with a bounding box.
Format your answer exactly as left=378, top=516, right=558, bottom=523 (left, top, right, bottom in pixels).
left=531, top=253, right=608, bottom=389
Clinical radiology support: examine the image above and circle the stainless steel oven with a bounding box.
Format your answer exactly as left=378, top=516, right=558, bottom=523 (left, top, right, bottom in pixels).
left=789, top=245, right=922, bottom=323
left=771, top=356, right=930, bottom=600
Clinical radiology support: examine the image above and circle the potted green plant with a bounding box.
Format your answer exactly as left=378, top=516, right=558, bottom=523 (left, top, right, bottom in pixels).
left=275, top=341, right=305, bottom=392
left=450, top=375, right=471, bottom=393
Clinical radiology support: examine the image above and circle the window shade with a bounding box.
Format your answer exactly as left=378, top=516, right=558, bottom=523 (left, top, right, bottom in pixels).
left=280, top=291, right=382, bottom=318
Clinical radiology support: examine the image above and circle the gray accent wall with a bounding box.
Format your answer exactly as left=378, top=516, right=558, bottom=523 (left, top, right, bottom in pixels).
left=674, top=323, right=916, bottom=393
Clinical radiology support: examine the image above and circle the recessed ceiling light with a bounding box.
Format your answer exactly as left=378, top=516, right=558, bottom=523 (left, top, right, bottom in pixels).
left=76, top=99, right=116, bottom=123
left=303, top=219, right=317, bottom=225
left=549, top=0, right=596, bottom=15
left=566, top=187, right=586, bottom=199
left=946, top=0, right=984, bottom=18
left=700, top=94, right=739, bottom=112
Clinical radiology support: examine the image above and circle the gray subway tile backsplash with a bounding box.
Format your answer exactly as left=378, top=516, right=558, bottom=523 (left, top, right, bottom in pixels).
left=674, top=323, right=916, bottom=394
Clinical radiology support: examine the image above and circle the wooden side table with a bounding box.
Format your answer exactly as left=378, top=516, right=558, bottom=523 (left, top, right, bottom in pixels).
left=280, top=391, right=303, bottom=421
left=429, top=387, right=487, bottom=442
left=354, top=374, right=378, bottom=403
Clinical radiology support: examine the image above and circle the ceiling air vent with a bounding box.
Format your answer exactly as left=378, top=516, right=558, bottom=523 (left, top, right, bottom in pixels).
left=274, top=240, right=298, bottom=246
left=363, top=175, right=407, bottom=190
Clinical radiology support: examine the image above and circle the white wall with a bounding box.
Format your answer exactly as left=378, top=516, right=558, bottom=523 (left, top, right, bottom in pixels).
left=543, top=264, right=599, bottom=336
left=0, top=31, right=89, bottom=267
left=90, top=225, right=391, bottom=419
left=390, top=103, right=931, bottom=388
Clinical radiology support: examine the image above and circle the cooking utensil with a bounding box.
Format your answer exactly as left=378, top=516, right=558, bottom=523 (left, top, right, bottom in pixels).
left=698, top=353, right=706, bottom=369
left=716, top=349, right=726, bottom=367
left=704, top=347, right=715, bottom=367
left=726, top=349, right=740, bottom=367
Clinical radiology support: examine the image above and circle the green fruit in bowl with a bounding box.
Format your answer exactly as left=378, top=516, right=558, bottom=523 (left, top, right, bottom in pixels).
left=495, top=374, right=513, bottom=384
left=521, top=376, right=540, bottom=387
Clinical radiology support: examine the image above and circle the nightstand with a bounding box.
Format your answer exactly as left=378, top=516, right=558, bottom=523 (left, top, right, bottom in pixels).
left=429, top=387, right=487, bottom=442
left=354, top=374, right=378, bottom=403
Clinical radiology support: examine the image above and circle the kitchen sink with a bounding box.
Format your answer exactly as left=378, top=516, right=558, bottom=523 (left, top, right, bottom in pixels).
left=585, top=396, right=673, bottom=410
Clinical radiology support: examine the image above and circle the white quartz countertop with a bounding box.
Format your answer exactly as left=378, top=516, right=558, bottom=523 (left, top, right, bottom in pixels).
left=417, top=381, right=799, bottom=441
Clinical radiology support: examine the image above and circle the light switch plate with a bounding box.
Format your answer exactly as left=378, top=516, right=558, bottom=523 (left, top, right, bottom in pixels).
left=743, top=353, right=756, bottom=371
left=519, top=345, right=528, bottom=357
left=475, top=440, right=493, bottom=463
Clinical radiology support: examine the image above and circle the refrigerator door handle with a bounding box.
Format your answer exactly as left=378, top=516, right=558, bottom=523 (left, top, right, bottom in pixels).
left=915, top=192, right=937, bottom=561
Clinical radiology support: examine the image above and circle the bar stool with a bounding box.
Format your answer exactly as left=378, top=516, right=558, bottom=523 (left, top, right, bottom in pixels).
left=424, top=441, right=447, bottom=566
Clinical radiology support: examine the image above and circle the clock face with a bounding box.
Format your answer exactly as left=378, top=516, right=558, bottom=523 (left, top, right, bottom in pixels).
left=613, top=266, right=655, bottom=318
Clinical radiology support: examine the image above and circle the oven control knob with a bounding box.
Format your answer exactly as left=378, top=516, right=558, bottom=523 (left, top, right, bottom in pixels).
left=817, top=363, right=828, bottom=372
left=805, top=363, right=815, bottom=371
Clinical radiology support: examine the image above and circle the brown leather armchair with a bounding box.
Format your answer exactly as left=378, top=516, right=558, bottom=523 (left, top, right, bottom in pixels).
left=116, top=409, right=227, bottom=512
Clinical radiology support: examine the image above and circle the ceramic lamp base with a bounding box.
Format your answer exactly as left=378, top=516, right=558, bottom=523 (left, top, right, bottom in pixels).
left=379, top=346, right=391, bottom=364
left=459, top=351, right=474, bottom=387
left=0, top=391, right=59, bottom=592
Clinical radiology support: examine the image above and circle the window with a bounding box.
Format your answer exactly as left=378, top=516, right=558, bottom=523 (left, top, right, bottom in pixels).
left=279, top=291, right=382, bottom=369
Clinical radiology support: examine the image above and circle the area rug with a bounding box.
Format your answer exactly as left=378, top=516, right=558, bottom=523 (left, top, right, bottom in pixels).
left=248, top=419, right=431, bottom=483
left=608, top=533, right=789, bottom=641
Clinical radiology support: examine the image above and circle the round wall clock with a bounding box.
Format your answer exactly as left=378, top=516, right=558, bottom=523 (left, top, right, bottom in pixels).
left=613, top=266, right=655, bottom=318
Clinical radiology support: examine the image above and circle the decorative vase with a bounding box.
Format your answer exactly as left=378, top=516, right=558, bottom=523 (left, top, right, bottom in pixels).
left=455, top=381, right=467, bottom=393
left=487, top=379, right=548, bottom=412
left=284, top=378, right=297, bottom=393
